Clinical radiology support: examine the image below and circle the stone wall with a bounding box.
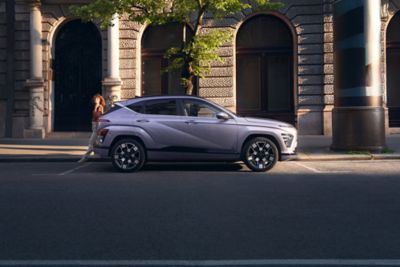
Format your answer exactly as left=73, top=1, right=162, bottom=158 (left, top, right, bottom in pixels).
left=119, top=14, right=140, bottom=100
left=199, top=0, right=325, bottom=134
left=322, top=0, right=334, bottom=135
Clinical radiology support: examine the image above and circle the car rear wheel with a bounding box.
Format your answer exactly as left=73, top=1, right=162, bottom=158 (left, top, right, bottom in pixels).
left=242, top=137, right=278, bottom=172
left=111, top=139, right=146, bottom=172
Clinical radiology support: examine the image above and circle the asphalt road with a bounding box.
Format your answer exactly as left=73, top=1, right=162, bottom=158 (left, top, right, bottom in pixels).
left=1, top=160, right=400, bottom=266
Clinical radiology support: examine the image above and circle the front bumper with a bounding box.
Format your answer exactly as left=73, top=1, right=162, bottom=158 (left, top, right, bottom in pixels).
left=281, top=152, right=297, bottom=161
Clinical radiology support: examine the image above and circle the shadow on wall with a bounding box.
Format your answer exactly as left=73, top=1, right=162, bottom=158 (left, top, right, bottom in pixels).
left=0, top=100, right=6, bottom=138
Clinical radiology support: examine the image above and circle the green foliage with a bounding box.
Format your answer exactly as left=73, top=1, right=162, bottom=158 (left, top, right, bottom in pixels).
left=71, top=0, right=283, bottom=93
left=165, top=29, right=232, bottom=77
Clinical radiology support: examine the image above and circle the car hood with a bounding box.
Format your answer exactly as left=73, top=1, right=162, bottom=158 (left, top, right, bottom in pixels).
left=236, top=117, right=294, bottom=128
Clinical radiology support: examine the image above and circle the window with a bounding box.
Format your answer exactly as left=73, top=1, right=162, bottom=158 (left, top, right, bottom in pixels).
left=236, top=15, right=295, bottom=124
left=141, top=23, right=196, bottom=96
left=104, top=105, right=122, bottom=115
left=183, top=100, right=219, bottom=118
left=128, top=103, right=144, bottom=114
left=143, top=100, right=177, bottom=116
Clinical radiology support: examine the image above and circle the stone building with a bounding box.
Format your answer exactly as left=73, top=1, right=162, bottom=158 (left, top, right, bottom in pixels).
left=0, top=0, right=399, bottom=138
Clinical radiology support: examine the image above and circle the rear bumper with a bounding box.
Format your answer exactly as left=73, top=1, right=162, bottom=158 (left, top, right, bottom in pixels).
left=93, top=146, right=109, bottom=158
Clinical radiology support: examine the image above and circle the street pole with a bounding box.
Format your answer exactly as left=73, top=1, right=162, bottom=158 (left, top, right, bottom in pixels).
left=331, top=0, right=386, bottom=152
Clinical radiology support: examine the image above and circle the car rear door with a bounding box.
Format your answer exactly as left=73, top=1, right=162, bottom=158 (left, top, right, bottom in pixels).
left=135, top=99, right=195, bottom=149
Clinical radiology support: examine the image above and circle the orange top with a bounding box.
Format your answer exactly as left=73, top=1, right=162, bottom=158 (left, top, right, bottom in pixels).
left=92, top=106, right=103, bottom=122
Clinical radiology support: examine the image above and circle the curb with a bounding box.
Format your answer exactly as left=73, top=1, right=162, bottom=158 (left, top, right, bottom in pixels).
left=295, top=153, right=400, bottom=161
left=0, top=157, right=108, bottom=163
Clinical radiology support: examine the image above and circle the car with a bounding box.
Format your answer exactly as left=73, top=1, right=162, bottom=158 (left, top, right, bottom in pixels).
left=93, top=95, right=297, bottom=172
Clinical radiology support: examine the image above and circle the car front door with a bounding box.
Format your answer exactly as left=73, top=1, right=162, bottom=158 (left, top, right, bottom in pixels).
left=135, top=99, right=195, bottom=149
left=179, top=99, right=238, bottom=154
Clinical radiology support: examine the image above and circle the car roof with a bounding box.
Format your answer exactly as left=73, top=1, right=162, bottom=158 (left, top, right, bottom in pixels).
left=121, top=95, right=209, bottom=106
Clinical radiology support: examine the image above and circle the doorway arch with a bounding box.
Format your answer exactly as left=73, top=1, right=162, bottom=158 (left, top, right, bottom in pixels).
left=54, top=19, right=102, bottom=131
left=141, top=23, right=195, bottom=96
left=386, top=12, right=400, bottom=127
left=236, top=14, right=295, bottom=124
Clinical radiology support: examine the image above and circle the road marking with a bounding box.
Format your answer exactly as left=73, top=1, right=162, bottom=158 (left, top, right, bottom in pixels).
left=58, top=163, right=92, bottom=176
left=293, top=162, right=352, bottom=174
left=1, top=259, right=400, bottom=266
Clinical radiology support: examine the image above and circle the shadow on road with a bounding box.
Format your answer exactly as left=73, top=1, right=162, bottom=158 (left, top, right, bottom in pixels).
left=94, top=162, right=246, bottom=173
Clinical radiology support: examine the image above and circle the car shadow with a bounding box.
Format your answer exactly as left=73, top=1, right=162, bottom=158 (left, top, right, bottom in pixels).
left=96, top=162, right=246, bottom=172
left=143, top=162, right=245, bottom=172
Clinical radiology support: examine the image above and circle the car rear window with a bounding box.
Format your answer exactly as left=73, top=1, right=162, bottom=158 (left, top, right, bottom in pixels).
left=103, top=105, right=122, bottom=115
left=128, top=103, right=144, bottom=113
left=143, top=100, right=177, bottom=115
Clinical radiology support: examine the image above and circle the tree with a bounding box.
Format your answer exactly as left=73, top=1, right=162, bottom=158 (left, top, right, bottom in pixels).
left=71, top=0, right=283, bottom=95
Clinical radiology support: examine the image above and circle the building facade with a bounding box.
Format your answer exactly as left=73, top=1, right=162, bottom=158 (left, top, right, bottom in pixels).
left=0, top=0, right=399, bottom=138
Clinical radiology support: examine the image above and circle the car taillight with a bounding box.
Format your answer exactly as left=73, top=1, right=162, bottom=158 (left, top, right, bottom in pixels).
left=97, top=128, right=109, bottom=144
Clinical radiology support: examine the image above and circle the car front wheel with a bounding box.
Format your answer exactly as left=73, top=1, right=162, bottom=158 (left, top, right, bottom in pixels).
left=242, top=137, right=278, bottom=172
left=111, top=139, right=146, bottom=172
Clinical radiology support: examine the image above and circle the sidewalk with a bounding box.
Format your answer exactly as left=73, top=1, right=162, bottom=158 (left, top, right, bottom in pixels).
left=0, top=134, right=400, bottom=162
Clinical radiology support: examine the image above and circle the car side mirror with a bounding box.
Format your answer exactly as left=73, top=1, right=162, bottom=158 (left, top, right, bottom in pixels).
left=216, top=112, right=230, bottom=120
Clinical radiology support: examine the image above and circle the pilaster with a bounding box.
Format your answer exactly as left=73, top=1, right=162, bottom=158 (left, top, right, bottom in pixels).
left=24, top=0, right=45, bottom=138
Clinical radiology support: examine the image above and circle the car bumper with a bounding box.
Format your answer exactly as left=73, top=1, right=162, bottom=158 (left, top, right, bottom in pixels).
left=281, top=152, right=297, bottom=161
left=93, top=146, right=109, bottom=158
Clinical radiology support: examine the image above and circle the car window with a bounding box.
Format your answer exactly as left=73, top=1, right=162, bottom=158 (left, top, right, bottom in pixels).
left=182, top=100, right=219, bottom=118
left=144, top=100, right=177, bottom=116
left=103, top=104, right=122, bottom=115
left=128, top=103, right=144, bottom=114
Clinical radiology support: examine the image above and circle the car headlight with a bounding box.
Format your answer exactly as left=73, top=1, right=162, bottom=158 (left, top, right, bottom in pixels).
left=281, top=132, right=294, bottom=148
left=279, top=126, right=296, bottom=148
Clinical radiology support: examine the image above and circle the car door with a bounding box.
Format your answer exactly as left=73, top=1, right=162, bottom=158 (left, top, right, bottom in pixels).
left=135, top=99, right=195, bottom=149
left=180, top=99, right=238, bottom=153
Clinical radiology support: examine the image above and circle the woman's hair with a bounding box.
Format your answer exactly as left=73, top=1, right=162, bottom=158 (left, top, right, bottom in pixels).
left=92, top=94, right=106, bottom=108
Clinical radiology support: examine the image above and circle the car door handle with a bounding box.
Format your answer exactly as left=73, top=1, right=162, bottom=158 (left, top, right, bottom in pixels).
left=136, top=119, right=149, bottom=123
left=185, top=120, right=198, bottom=125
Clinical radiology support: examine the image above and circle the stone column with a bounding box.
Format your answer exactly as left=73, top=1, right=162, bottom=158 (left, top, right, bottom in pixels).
left=331, top=0, right=385, bottom=151
left=103, top=14, right=122, bottom=108
left=24, top=0, right=45, bottom=138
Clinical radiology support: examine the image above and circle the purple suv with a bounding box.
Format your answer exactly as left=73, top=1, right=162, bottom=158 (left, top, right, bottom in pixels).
left=94, top=96, right=297, bottom=172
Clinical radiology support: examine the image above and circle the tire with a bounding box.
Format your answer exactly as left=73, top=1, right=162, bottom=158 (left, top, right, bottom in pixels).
left=242, top=137, right=279, bottom=172
left=110, top=139, right=146, bottom=172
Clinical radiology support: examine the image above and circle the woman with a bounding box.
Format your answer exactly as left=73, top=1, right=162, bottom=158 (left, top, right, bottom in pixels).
left=79, top=94, right=106, bottom=163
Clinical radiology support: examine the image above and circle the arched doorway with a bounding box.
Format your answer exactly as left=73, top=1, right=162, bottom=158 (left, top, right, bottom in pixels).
left=386, top=12, right=400, bottom=127
left=236, top=15, right=295, bottom=124
left=54, top=20, right=102, bottom=131
left=141, top=23, right=195, bottom=96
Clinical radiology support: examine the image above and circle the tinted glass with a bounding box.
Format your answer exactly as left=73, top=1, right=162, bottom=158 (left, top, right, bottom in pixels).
left=142, top=23, right=193, bottom=50
left=237, top=55, right=261, bottom=111
left=141, top=23, right=195, bottom=96
left=237, top=15, right=292, bottom=49
left=183, top=100, right=219, bottom=118
left=144, top=100, right=177, bottom=116
left=104, top=105, right=121, bottom=115
left=128, top=103, right=144, bottom=113
left=142, top=57, right=162, bottom=96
